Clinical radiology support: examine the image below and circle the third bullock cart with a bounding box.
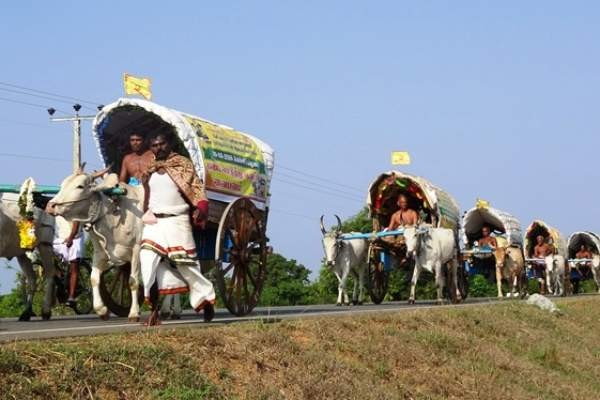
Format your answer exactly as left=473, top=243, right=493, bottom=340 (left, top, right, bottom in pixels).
left=461, top=201, right=523, bottom=279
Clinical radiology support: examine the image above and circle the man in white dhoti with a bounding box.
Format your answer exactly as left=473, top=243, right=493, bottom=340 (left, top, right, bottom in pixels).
left=52, top=216, right=83, bottom=307
left=140, top=132, right=215, bottom=326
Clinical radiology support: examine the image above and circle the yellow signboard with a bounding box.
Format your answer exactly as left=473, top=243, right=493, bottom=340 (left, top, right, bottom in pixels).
left=186, top=117, right=268, bottom=202
left=123, top=73, right=152, bottom=100
left=391, top=151, right=411, bottom=165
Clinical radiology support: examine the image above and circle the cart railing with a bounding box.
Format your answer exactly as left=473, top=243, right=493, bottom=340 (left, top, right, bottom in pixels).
left=524, top=257, right=594, bottom=263
left=340, top=227, right=430, bottom=241
left=0, top=184, right=126, bottom=196
left=462, top=248, right=494, bottom=255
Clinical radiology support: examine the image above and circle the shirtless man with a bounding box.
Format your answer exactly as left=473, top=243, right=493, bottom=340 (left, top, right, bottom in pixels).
left=533, top=235, right=553, bottom=259
left=478, top=226, right=497, bottom=248
left=532, top=235, right=552, bottom=294
left=387, top=194, right=418, bottom=230
left=119, top=132, right=154, bottom=185
left=575, top=244, right=592, bottom=260
left=572, top=244, right=593, bottom=293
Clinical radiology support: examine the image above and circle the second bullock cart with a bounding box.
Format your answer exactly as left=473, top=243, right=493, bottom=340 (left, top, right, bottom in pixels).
left=341, top=171, right=465, bottom=304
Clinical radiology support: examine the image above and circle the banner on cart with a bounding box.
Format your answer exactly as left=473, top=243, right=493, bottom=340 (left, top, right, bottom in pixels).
left=186, top=117, right=268, bottom=202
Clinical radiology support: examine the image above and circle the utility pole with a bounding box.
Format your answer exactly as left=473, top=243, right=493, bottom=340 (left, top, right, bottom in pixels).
left=47, top=104, right=100, bottom=173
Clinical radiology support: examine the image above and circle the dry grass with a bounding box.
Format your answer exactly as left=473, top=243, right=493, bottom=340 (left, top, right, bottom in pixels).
left=2, top=297, right=600, bottom=399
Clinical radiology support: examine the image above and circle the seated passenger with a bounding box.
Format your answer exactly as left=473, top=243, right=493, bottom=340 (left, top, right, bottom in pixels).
left=533, top=235, right=553, bottom=259
left=572, top=244, right=593, bottom=293
left=386, top=194, right=418, bottom=230
left=575, top=244, right=592, bottom=260
left=119, top=132, right=155, bottom=186
left=532, top=235, right=552, bottom=294
left=477, top=226, right=497, bottom=249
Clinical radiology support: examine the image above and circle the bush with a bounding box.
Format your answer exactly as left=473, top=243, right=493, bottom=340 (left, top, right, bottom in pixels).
left=468, top=274, right=497, bottom=297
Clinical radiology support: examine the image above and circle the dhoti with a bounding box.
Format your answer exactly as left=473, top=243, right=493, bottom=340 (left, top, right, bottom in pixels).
left=140, top=214, right=215, bottom=311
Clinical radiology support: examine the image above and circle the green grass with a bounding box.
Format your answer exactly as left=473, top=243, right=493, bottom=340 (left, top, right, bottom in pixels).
left=2, top=297, right=600, bottom=399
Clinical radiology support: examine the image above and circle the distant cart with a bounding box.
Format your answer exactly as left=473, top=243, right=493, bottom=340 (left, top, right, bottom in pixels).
left=567, top=231, right=600, bottom=292
left=523, top=220, right=567, bottom=263
left=341, top=171, right=465, bottom=304
left=461, top=201, right=523, bottom=281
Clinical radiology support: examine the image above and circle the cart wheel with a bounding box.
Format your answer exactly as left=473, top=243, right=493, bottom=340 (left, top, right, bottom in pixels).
left=99, top=263, right=141, bottom=317
left=73, top=261, right=93, bottom=315
left=367, top=247, right=389, bottom=304
left=215, top=198, right=267, bottom=316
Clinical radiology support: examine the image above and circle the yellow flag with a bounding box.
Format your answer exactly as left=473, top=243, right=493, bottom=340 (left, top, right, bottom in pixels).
left=123, top=73, right=152, bottom=100
left=391, top=151, right=411, bottom=165
left=476, top=198, right=490, bottom=209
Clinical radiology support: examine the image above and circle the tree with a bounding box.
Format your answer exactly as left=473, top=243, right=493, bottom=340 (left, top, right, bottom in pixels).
left=259, top=253, right=314, bottom=306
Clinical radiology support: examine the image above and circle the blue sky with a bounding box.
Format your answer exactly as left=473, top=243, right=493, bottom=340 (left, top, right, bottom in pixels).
left=1, top=1, right=599, bottom=293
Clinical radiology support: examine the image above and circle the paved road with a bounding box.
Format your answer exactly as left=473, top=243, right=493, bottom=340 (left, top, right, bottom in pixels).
left=0, top=297, right=506, bottom=342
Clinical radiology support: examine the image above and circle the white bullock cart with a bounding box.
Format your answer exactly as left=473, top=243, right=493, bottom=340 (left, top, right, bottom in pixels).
left=567, top=231, right=600, bottom=292
left=461, top=202, right=523, bottom=279
left=1, top=98, right=275, bottom=317
left=340, top=171, right=465, bottom=304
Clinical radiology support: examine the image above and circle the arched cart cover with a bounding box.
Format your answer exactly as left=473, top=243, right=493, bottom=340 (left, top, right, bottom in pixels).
left=92, top=98, right=274, bottom=210
left=524, top=220, right=567, bottom=258
left=461, top=201, right=522, bottom=247
left=367, top=171, right=460, bottom=232
left=567, top=231, right=600, bottom=258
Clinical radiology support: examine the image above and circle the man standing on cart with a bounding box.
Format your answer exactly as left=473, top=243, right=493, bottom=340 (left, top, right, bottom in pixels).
left=140, top=132, right=216, bottom=326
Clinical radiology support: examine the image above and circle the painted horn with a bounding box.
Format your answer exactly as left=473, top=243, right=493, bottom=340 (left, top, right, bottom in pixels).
left=335, top=214, right=342, bottom=232
left=320, top=215, right=327, bottom=235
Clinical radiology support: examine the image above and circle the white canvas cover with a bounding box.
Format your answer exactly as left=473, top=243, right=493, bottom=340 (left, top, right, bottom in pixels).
left=367, top=171, right=460, bottom=231
left=567, top=231, right=600, bottom=258
left=462, top=204, right=522, bottom=247
left=92, top=98, right=274, bottom=209
left=524, top=220, right=567, bottom=258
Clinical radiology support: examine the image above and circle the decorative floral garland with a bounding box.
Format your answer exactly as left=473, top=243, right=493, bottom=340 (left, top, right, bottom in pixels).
left=16, top=177, right=37, bottom=252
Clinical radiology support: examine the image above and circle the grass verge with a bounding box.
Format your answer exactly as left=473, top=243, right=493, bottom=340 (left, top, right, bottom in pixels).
left=1, top=297, right=600, bottom=399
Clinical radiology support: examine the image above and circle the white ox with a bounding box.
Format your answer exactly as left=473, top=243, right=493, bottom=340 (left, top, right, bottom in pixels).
left=320, top=216, right=368, bottom=306
left=592, top=255, right=600, bottom=293
left=403, top=226, right=461, bottom=305
left=545, top=254, right=568, bottom=296
left=0, top=194, right=56, bottom=320
left=49, top=167, right=143, bottom=321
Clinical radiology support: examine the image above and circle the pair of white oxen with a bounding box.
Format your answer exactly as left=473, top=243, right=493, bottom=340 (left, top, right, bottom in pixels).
left=320, top=218, right=598, bottom=306
left=0, top=167, right=180, bottom=321
left=320, top=217, right=465, bottom=306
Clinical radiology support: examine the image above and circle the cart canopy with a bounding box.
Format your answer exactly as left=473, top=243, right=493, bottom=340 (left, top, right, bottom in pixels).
left=462, top=201, right=522, bottom=247
left=92, top=98, right=274, bottom=208
left=524, top=220, right=567, bottom=258
left=567, top=231, right=600, bottom=259
left=367, top=171, right=460, bottom=232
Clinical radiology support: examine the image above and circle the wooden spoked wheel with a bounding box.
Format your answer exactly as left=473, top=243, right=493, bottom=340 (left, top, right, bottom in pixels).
left=367, top=246, right=389, bottom=304
left=215, top=198, right=268, bottom=316
left=99, top=263, right=141, bottom=317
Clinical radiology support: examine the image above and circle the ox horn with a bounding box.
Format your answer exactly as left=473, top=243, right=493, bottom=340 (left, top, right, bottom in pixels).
left=335, top=214, right=342, bottom=232
left=76, top=162, right=87, bottom=175
left=320, top=215, right=327, bottom=235
left=90, top=164, right=113, bottom=180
